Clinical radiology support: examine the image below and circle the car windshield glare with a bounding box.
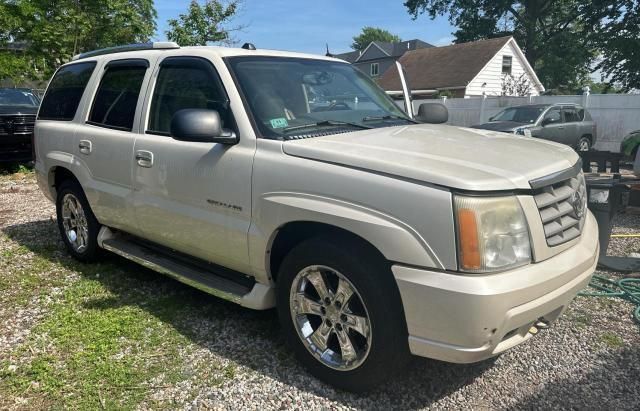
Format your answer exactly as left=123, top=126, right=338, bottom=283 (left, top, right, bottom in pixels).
left=0, top=89, right=39, bottom=107
left=227, top=56, right=412, bottom=139
left=493, top=106, right=545, bottom=123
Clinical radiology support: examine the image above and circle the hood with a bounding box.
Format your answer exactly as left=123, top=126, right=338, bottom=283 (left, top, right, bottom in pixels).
left=471, top=121, right=530, bottom=132
left=0, top=105, right=38, bottom=116
left=282, top=124, right=578, bottom=191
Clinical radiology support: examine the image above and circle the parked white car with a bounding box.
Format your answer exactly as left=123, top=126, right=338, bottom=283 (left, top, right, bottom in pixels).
left=34, top=43, right=598, bottom=391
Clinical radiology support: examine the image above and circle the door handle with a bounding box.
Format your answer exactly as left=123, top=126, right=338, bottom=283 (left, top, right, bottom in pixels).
left=557, top=127, right=564, bottom=130
left=135, top=150, right=154, bottom=168
left=78, top=140, right=92, bottom=155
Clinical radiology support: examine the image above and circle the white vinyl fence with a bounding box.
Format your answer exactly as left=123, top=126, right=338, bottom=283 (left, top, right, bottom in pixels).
left=411, top=94, right=640, bottom=152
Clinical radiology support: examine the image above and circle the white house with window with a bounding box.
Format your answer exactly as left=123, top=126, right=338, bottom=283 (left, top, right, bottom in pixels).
left=379, top=37, right=545, bottom=98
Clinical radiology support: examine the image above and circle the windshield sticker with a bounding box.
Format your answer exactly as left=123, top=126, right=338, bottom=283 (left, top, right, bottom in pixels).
left=270, top=118, right=289, bottom=129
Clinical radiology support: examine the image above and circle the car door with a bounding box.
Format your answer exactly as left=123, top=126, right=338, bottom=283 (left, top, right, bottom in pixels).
left=536, top=106, right=564, bottom=143
left=132, top=55, right=254, bottom=273
left=560, top=106, right=580, bottom=146
left=75, top=58, right=151, bottom=232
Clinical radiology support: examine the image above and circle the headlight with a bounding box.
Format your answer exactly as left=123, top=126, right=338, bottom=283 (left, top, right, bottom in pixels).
left=454, top=195, right=531, bottom=273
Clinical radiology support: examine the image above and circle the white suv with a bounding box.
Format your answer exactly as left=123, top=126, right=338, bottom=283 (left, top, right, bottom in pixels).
left=34, top=42, right=598, bottom=391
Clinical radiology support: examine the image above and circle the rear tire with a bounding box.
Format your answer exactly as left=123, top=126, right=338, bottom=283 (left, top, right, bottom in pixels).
left=276, top=236, right=409, bottom=392
left=577, top=137, right=591, bottom=152
left=55, top=180, right=102, bottom=262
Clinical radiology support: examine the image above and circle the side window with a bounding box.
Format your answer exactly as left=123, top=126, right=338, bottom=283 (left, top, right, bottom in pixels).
left=88, top=60, right=148, bottom=131
left=38, top=62, right=97, bottom=121
left=563, top=107, right=580, bottom=123
left=544, top=107, right=562, bottom=124
left=148, top=57, right=231, bottom=135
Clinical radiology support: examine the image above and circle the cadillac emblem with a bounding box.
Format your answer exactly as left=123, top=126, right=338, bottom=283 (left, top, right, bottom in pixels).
left=4, top=119, right=15, bottom=134
left=570, top=186, right=586, bottom=219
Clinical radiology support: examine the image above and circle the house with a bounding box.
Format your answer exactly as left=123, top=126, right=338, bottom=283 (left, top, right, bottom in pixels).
left=334, top=39, right=434, bottom=79
left=377, top=36, right=545, bottom=98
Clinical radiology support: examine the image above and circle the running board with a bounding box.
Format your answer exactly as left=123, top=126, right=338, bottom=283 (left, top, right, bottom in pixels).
left=98, top=231, right=275, bottom=309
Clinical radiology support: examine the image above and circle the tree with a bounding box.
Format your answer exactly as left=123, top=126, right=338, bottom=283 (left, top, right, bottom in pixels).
left=0, top=0, right=157, bottom=80
left=585, top=0, right=640, bottom=91
left=166, top=0, right=243, bottom=46
left=502, top=73, right=531, bottom=96
left=351, top=27, right=401, bottom=51
left=403, top=0, right=638, bottom=91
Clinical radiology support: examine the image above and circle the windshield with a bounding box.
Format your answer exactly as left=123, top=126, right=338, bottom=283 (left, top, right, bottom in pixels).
left=492, top=106, right=545, bottom=124
left=227, top=56, right=412, bottom=139
left=0, top=89, right=40, bottom=107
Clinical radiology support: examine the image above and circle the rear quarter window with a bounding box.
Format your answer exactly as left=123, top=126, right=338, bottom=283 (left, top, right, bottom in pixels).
left=38, top=62, right=97, bottom=121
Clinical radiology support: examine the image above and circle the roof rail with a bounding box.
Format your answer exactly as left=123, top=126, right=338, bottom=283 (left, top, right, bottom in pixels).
left=72, top=42, right=180, bottom=61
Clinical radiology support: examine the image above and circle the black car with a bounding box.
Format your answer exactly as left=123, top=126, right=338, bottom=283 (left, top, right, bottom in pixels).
left=0, top=88, right=40, bottom=163
left=472, top=103, right=597, bottom=151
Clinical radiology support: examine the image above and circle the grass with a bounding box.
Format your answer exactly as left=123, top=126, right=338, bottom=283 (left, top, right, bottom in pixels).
left=599, top=332, right=624, bottom=348
left=0, top=163, right=33, bottom=180
left=0, top=230, right=235, bottom=409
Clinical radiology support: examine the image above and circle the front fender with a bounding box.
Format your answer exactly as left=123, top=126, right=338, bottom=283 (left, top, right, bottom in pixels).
left=248, top=192, right=444, bottom=283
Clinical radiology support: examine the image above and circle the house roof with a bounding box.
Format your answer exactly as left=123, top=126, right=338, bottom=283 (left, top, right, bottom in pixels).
left=377, top=36, right=513, bottom=91
left=334, top=39, right=433, bottom=63
left=334, top=50, right=361, bottom=63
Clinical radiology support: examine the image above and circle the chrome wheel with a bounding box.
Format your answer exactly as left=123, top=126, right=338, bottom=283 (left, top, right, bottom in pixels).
left=578, top=138, right=590, bottom=152
left=61, top=193, right=89, bottom=253
left=289, top=265, right=372, bottom=371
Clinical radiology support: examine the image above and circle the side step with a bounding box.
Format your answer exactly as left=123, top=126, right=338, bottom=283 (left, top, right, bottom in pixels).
left=101, top=237, right=253, bottom=305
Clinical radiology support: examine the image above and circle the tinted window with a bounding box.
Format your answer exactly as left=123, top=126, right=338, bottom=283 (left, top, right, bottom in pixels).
left=563, top=107, right=581, bottom=122
left=38, top=62, right=96, bottom=121
left=89, top=64, right=147, bottom=131
left=148, top=57, right=231, bottom=135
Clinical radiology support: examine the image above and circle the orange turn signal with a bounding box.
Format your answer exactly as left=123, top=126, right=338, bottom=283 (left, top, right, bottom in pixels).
left=457, top=208, right=481, bottom=270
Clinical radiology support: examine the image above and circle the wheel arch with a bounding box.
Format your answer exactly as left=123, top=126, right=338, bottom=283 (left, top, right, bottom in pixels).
left=269, top=221, right=386, bottom=283
left=254, top=193, right=443, bottom=284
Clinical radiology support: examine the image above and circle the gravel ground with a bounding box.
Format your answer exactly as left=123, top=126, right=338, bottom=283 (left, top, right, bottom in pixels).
left=0, top=170, right=639, bottom=410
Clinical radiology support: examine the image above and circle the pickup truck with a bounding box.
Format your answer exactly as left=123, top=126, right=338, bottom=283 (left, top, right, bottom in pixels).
left=34, top=42, right=598, bottom=391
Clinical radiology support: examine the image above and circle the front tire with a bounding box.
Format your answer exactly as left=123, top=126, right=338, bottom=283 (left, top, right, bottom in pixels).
left=56, top=180, right=102, bottom=262
left=276, top=236, right=409, bottom=391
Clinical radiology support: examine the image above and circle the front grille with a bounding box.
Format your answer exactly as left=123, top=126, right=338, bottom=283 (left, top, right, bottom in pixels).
left=0, top=115, right=36, bottom=136
left=533, top=172, right=587, bottom=247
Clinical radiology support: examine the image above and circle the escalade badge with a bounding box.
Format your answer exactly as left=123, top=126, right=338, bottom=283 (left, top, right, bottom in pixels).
left=570, top=188, right=586, bottom=219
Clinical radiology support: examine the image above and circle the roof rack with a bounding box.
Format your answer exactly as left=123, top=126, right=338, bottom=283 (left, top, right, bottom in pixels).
left=72, top=42, right=180, bottom=61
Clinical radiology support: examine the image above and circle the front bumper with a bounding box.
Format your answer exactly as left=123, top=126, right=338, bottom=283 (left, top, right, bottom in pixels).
left=393, top=211, right=599, bottom=364
left=0, top=134, right=32, bottom=163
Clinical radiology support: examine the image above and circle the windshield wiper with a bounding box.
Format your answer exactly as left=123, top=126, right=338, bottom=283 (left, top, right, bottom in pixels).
left=362, top=114, right=418, bottom=123
left=282, top=120, right=372, bottom=133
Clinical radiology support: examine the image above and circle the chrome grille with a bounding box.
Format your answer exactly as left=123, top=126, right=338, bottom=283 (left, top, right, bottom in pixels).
left=533, top=172, right=587, bottom=247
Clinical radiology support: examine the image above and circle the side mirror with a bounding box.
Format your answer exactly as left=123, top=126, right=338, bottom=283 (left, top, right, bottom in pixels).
left=488, top=115, right=495, bottom=122
left=416, top=103, right=448, bottom=124
left=170, top=109, right=238, bottom=144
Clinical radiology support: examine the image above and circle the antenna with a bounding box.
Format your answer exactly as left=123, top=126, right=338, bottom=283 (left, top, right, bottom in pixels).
left=325, top=43, right=333, bottom=57
left=241, top=43, right=256, bottom=50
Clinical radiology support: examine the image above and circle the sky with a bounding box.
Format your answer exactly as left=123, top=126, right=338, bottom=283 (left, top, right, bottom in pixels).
left=153, top=0, right=456, bottom=54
